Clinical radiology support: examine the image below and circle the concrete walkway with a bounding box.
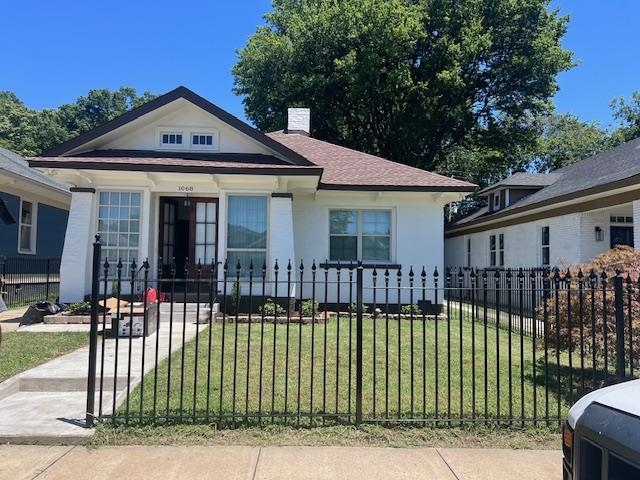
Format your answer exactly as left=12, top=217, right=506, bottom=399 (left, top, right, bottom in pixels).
left=0, top=445, right=561, bottom=480
left=0, top=309, right=207, bottom=443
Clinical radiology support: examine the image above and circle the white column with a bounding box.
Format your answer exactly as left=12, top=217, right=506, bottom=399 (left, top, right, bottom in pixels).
left=268, top=194, right=296, bottom=296
left=633, top=200, right=640, bottom=250
left=59, top=188, right=95, bottom=302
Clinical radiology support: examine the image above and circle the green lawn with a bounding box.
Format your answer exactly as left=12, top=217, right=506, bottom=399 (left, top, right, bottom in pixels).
left=116, top=312, right=575, bottom=427
left=0, top=331, right=88, bottom=382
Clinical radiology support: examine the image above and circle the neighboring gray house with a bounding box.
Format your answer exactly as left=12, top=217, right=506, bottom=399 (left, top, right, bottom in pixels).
left=0, top=147, right=70, bottom=259
left=445, top=138, right=640, bottom=269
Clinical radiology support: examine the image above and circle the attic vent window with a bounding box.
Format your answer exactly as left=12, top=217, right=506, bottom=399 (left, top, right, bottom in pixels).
left=192, top=134, right=213, bottom=146
left=161, top=133, right=183, bottom=145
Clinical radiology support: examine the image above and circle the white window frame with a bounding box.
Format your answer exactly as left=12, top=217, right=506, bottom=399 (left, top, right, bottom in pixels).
left=18, top=198, right=37, bottom=255
left=190, top=129, right=220, bottom=151
left=489, top=233, right=504, bottom=267
left=541, top=226, right=550, bottom=267
left=156, top=127, right=186, bottom=150
left=225, top=195, right=269, bottom=277
left=328, top=209, right=393, bottom=263
left=96, top=190, right=143, bottom=270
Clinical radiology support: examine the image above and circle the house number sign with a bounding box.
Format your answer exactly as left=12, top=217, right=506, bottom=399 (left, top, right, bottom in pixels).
left=177, top=186, right=194, bottom=192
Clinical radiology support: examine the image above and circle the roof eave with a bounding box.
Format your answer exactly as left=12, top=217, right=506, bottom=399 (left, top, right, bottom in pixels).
left=318, top=183, right=477, bottom=192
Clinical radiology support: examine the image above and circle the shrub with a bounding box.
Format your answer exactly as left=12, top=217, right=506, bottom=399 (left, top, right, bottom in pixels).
left=230, top=281, right=241, bottom=313
left=349, top=302, right=368, bottom=314
left=259, top=299, right=286, bottom=316
left=67, top=302, right=91, bottom=315
left=300, top=299, right=319, bottom=316
left=542, top=246, right=640, bottom=369
left=401, top=304, right=421, bottom=316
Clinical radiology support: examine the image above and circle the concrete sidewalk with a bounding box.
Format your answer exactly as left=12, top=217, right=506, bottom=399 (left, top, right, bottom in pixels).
left=0, top=445, right=561, bottom=480
left=0, top=311, right=207, bottom=443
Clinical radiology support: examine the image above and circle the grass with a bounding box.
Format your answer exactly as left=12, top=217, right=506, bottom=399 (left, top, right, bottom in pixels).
left=0, top=331, right=88, bottom=382
left=92, top=423, right=560, bottom=449
left=112, top=312, right=572, bottom=428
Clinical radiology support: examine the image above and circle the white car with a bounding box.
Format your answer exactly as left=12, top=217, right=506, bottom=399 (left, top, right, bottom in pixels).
left=562, top=379, right=640, bottom=479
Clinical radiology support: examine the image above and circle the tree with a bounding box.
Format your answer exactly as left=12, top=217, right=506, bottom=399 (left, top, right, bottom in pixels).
left=532, top=113, right=607, bottom=172
left=609, top=91, right=640, bottom=145
left=233, top=0, right=573, bottom=177
left=0, top=87, right=156, bottom=156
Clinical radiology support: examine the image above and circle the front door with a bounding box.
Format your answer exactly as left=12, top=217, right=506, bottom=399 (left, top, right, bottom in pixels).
left=159, top=197, right=218, bottom=278
left=189, top=198, right=218, bottom=276
left=610, top=226, right=634, bottom=249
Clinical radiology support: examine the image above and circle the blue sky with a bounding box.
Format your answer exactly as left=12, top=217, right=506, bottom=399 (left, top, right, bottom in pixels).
left=1, top=0, right=638, bottom=129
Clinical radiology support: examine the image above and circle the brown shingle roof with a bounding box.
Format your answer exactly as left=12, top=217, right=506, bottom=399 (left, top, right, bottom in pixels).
left=267, top=131, right=475, bottom=191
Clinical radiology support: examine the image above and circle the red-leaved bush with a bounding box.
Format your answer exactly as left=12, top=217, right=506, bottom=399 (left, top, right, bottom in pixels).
left=541, top=246, right=640, bottom=371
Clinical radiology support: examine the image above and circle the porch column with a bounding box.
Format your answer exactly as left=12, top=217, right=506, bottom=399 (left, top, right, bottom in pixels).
left=59, top=187, right=95, bottom=302
left=634, top=199, right=640, bottom=249
left=269, top=193, right=296, bottom=298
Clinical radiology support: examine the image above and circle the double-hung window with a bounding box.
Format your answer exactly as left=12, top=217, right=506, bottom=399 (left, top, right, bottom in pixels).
left=329, top=210, right=391, bottom=262
left=489, top=233, right=504, bottom=267
left=541, top=226, right=550, bottom=266
left=18, top=199, right=36, bottom=254
left=226, top=196, right=267, bottom=275
left=97, top=192, right=141, bottom=269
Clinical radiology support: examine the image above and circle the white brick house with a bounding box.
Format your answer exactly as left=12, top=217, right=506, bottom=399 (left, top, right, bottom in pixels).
left=445, top=139, right=640, bottom=269
left=29, top=87, right=475, bottom=302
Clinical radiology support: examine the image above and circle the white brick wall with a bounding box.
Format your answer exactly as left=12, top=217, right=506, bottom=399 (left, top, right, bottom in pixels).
left=59, top=191, right=94, bottom=302
left=445, top=204, right=635, bottom=269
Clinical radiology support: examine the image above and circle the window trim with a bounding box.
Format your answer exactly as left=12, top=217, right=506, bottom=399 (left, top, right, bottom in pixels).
left=225, top=194, right=269, bottom=276
left=157, top=129, right=185, bottom=150
left=489, top=233, right=504, bottom=267
left=541, top=226, right=550, bottom=267
left=328, top=209, right=393, bottom=263
left=96, top=190, right=143, bottom=269
left=190, top=129, right=219, bottom=151
left=17, top=198, right=37, bottom=255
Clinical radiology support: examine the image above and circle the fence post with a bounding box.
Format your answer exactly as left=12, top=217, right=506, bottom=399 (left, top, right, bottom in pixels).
left=355, top=261, right=363, bottom=427
left=86, top=235, right=102, bottom=428
left=45, top=258, right=51, bottom=299
left=614, top=271, right=626, bottom=381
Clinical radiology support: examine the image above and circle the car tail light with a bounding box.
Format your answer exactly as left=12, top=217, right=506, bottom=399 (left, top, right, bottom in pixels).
left=563, top=422, right=574, bottom=467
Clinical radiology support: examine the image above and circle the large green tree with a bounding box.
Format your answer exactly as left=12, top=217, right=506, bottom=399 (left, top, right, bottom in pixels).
left=533, top=113, right=607, bottom=172
left=609, top=91, right=640, bottom=145
left=233, top=0, right=573, bottom=180
left=0, top=87, right=156, bottom=156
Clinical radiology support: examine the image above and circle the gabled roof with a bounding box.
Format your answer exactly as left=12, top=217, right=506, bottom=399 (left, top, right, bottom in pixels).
left=267, top=131, right=476, bottom=192
left=448, top=137, right=640, bottom=233
left=33, top=86, right=476, bottom=193
left=0, top=147, right=70, bottom=193
left=477, top=172, right=561, bottom=195
left=41, top=86, right=313, bottom=167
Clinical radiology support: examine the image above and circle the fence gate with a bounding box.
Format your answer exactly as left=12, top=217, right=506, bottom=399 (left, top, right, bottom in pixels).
left=85, top=236, right=638, bottom=428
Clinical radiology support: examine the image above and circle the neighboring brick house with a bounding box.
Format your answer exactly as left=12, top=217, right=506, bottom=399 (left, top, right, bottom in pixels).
left=445, top=138, right=640, bottom=269
left=0, top=147, right=70, bottom=259
left=29, top=86, right=475, bottom=302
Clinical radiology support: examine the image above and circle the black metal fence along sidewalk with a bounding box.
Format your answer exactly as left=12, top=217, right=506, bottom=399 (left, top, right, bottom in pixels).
left=0, top=256, right=61, bottom=308
left=85, top=238, right=639, bottom=429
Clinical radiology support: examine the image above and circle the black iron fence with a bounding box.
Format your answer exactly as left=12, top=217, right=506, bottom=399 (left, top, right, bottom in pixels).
left=0, top=256, right=61, bottom=308
left=85, top=238, right=639, bottom=429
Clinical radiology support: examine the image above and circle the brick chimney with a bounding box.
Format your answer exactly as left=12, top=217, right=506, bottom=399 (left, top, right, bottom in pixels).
left=286, top=108, right=310, bottom=135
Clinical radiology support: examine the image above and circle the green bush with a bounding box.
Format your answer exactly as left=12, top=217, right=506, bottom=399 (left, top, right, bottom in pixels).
left=401, top=304, right=422, bottom=315
left=349, top=302, right=368, bottom=314
left=230, top=281, right=241, bottom=313
left=67, top=302, right=91, bottom=315
left=300, top=300, right=319, bottom=316
left=259, top=299, right=286, bottom=316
